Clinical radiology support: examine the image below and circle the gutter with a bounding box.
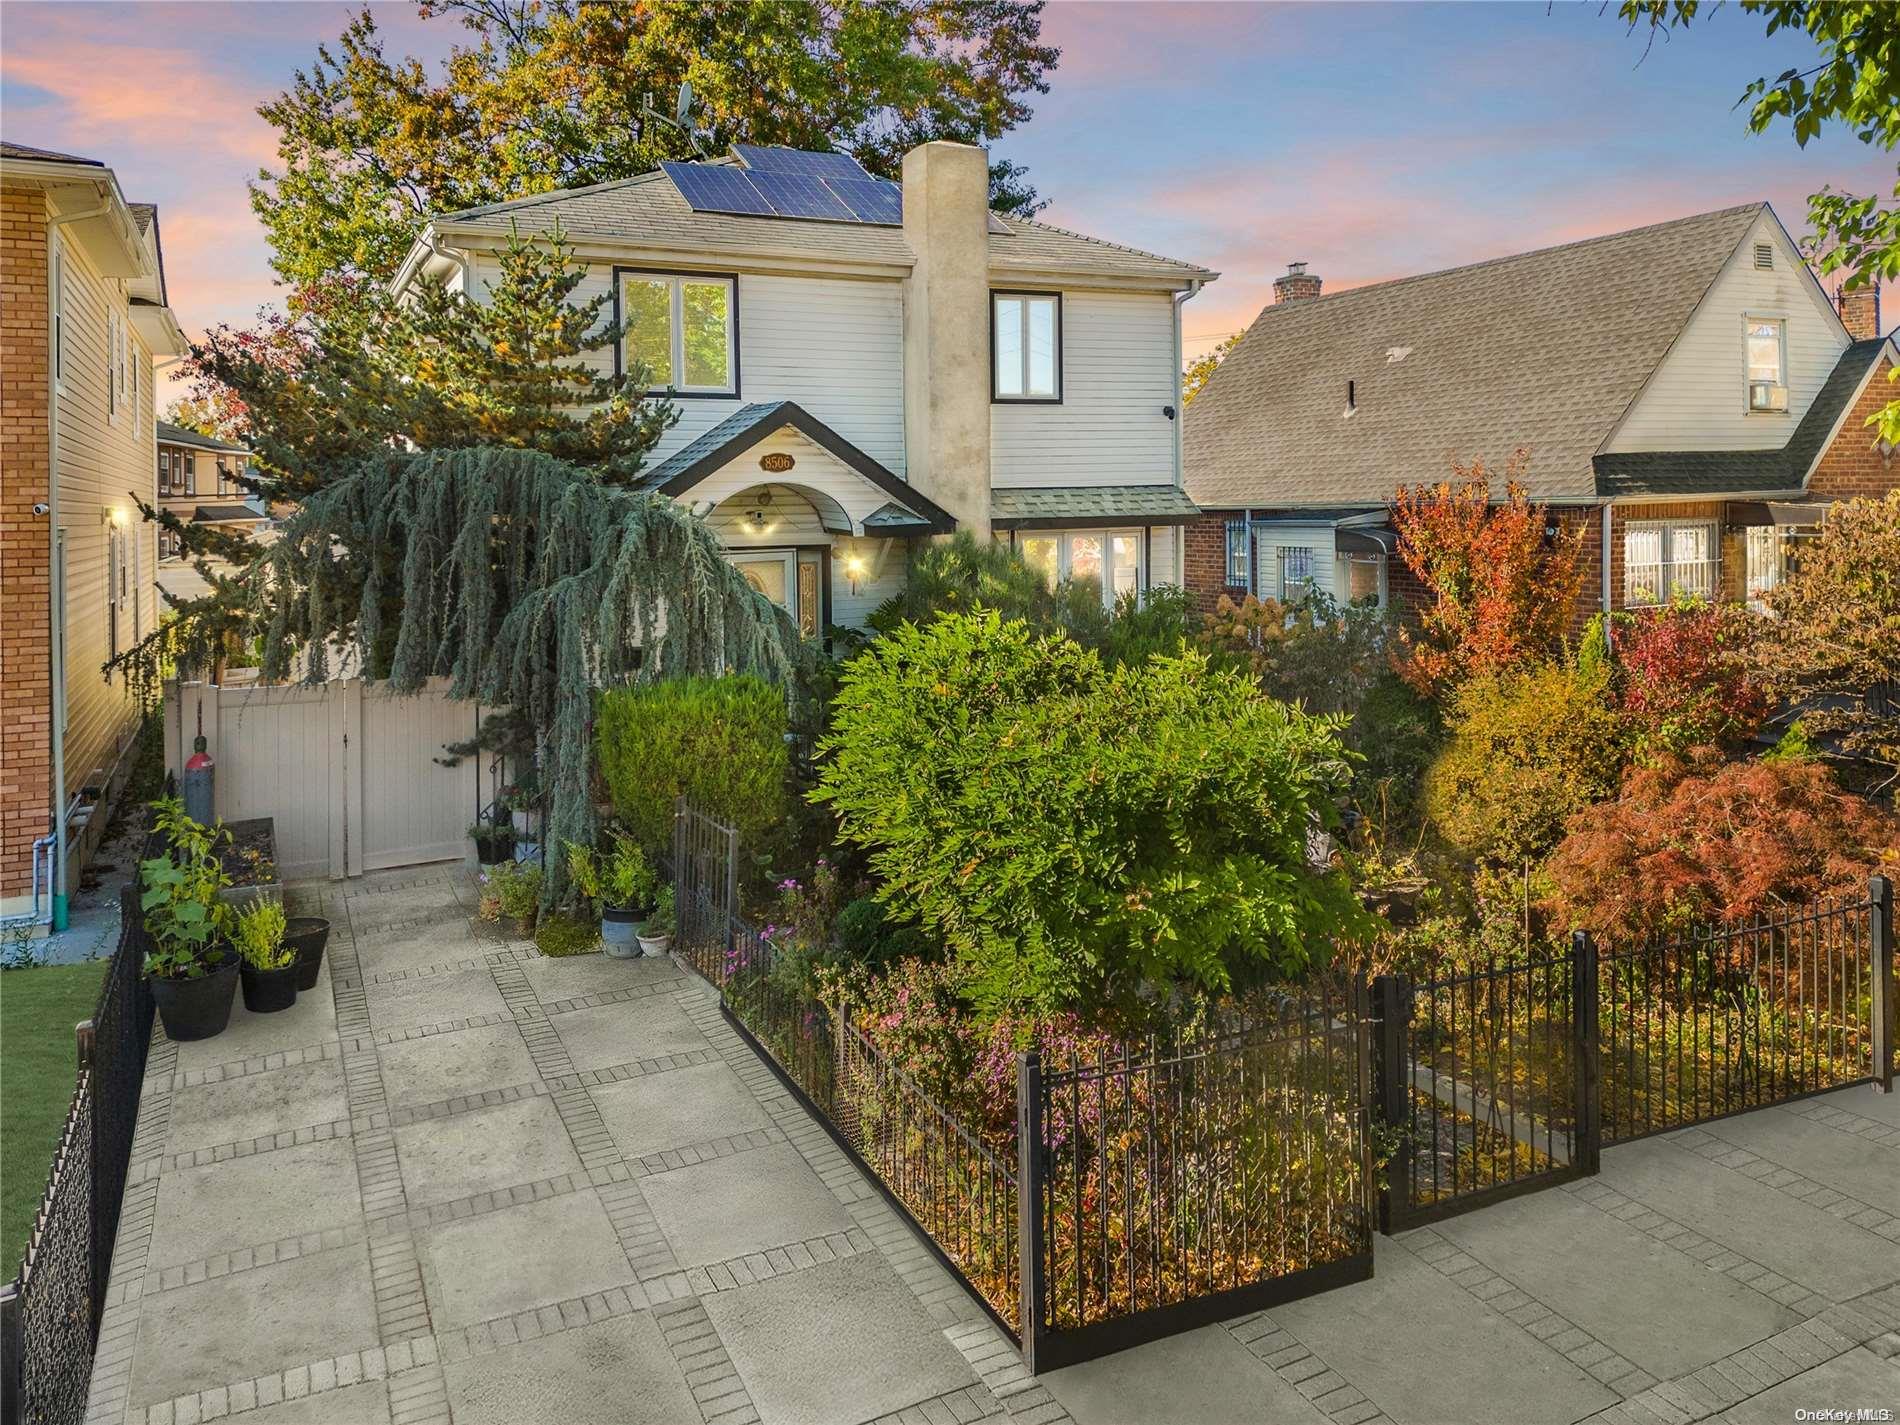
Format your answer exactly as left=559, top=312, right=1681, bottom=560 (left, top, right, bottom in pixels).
left=42, top=184, right=114, bottom=929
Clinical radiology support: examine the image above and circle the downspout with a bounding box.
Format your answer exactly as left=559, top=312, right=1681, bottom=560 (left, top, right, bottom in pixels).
left=424, top=229, right=469, bottom=294
left=41, top=185, right=113, bottom=931
left=1600, top=502, right=1614, bottom=650
left=1172, top=279, right=1201, bottom=596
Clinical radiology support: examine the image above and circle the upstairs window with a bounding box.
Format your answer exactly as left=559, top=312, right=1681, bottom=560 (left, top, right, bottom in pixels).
left=619, top=271, right=736, bottom=396
left=1746, top=317, right=1787, bottom=412
left=992, top=292, right=1061, bottom=401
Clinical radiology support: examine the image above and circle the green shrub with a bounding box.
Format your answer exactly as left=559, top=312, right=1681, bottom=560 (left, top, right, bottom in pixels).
left=1100, top=585, right=1196, bottom=668
left=534, top=912, right=600, bottom=957
left=814, top=612, right=1364, bottom=1018
left=596, top=676, right=789, bottom=858
left=231, top=898, right=291, bottom=971
left=1349, top=672, right=1442, bottom=830
left=834, top=896, right=933, bottom=970
left=1424, top=662, right=1623, bottom=867
left=1198, top=591, right=1395, bottom=716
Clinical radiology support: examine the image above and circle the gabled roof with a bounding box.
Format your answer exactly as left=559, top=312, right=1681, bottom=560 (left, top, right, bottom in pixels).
left=637, top=400, right=955, bottom=532
left=0, top=140, right=102, bottom=166
left=424, top=161, right=1212, bottom=288
left=1184, top=204, right=1772, bottom=508
left=157, top=421, right=250, bottom=454
left=1594, top=338, right=1893, bottom=497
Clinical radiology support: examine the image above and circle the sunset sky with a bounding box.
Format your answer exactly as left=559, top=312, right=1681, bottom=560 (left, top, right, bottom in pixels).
left=2, top=0, right=1889, bottom=408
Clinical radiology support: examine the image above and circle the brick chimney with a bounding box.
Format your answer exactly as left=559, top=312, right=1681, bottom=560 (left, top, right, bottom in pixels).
left=1273, top=261, right=1322, bottom=304
left=901, top=140, right=992, bottom=537
left=1837, top=284, right=1882, bottom=341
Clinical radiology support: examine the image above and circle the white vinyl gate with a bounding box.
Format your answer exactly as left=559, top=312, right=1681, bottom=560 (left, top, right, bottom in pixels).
left=163, top=679, right=491, bottom=880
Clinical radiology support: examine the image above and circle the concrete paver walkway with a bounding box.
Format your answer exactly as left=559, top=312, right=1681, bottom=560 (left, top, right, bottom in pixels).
left=84, top=865, right=1900, bottom=1425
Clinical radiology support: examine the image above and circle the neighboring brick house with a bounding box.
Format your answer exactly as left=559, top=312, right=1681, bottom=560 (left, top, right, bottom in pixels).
left=156, top=420, right=264, bottom=602
left=1, top=142, right=187, bottom=929
left=1181, top=203, right=1893, bottom=630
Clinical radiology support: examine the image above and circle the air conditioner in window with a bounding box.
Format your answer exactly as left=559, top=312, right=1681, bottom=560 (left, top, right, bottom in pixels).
left=1748, top=381, right=1788, bottom=412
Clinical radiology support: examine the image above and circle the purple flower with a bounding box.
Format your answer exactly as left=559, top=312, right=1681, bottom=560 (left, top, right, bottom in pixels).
left=777, top=878, right=801, bottom=893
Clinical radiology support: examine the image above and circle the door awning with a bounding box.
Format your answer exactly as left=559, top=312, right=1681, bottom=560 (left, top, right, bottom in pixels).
left=1337, top=526, right=1398, bottom=556
left=1724, top=499, right=1829, bottom=528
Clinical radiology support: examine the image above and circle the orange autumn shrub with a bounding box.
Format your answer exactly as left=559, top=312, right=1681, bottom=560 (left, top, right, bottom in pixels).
left=1547, top=748, right=1899, bottom=942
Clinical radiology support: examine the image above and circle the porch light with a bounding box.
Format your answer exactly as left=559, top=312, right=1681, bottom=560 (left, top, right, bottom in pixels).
left=844, top=552, right=867, bottom=594
left=746, top=487, right=777, bottom=534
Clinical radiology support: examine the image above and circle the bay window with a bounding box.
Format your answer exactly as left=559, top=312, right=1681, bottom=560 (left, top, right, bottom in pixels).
left=992, top=292, right=1061, bottom=401
left=1014, top=529, right=1141, bottom=609
left=619, top=270, right=737, bottom=395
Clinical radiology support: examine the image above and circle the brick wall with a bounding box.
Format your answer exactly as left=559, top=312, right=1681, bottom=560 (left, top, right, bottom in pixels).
left=1809, top=354, right=1899, bottom=503
left=1, top=186, right=52, bottom=909
left=1183, top=512, right=1249, bottom=614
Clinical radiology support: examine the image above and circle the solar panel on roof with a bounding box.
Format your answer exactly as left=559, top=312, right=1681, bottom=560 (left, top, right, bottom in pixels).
left=747, top=171, right=858, bottom=222
left=733, top=144, right=872, bottom=182
left=827, top=178, right=903, bottom=226
left=662, top=161, right=773, bottom=216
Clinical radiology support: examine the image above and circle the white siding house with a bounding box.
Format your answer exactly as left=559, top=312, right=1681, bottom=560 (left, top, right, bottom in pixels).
left=395, top=142, right=1215, bottom=635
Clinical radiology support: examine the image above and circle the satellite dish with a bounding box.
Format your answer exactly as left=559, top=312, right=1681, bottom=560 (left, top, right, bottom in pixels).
left=676, top=82, right=693, bottom=129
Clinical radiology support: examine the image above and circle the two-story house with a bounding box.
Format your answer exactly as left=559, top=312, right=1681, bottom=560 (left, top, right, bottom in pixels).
left=1181, top=203, right=1894, bottom=627
left=155, top=420, right=263, bottom=601
left=1, top=141, right=188, bottom=929
left=391, top=141, right=1215, bottom=632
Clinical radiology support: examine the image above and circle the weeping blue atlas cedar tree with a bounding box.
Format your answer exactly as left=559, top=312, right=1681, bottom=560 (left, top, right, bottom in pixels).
left=174, top=447, right=805, bottom=903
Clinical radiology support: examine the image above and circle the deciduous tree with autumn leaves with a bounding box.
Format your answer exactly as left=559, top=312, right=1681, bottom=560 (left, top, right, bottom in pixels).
left=1386, top=451, right=1588, bottom=698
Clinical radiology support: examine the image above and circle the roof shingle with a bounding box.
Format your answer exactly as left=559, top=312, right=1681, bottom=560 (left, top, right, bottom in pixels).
left=1184, top=204, right=1768, bottom=508
left=435, top=164, right=1211, bottom=285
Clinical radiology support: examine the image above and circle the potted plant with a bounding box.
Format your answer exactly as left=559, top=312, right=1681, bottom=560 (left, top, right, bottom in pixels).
left=595, top=836, right=655, bottom=959
left=636, top=882, right=674, bottom=957
left=284, top=914, right=332, bottom=991
left=490, top=859, right=543, bottom=938
left=469, top=817, right=517, bottom=866
left=234, top=897, right=298, bottom=1013
left=140, top=798, right=239, bottom=1041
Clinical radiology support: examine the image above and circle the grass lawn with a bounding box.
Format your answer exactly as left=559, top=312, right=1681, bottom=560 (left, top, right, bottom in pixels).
left=1, top=960, right=108, bottom=1277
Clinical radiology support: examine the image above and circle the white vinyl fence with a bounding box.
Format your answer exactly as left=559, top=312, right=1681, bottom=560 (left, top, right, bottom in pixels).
left=163, top=679, right=495, bottom=880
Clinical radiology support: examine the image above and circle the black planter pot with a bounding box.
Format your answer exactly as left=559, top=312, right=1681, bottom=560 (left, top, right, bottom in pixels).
left=240, top=961, right=299, bottom=1014
left=285, top=917, right=332, bottom=991
left=150, top=957, right=241, bottom=1042
left=473, top=836, right=516, bottom=866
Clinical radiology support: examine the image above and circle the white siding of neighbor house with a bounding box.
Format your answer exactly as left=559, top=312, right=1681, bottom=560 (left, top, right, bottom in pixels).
left=1249, top=525, right=1340, bottom=602
left=991, top=289, right=1179, bottom=489
left=1601, top=212, right=1848, bottom=455
left=53, top=229, right=159, bottom=815
left=462, top=254, right=907, bottom=474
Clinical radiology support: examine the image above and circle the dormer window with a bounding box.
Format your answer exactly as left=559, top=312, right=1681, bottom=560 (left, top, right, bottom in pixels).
left=1746, top=317, right=1787, bottom=412
left=618, top=270, right=737, bottom=397
left=992, top=292, right=1061, bottom=402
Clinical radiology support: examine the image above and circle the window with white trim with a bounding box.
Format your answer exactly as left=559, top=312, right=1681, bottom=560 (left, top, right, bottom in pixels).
left=1623, top=520, right=1718, bottom=606
left=1014, top=529, right=1141, bottom=609
left=1745, top=317, right=1787, bottom=412
left=1224, top=520, right=1251, bottom=587
left=992, top=292, right=1060, bottom=401
left=1279, top=545, right=1316, bottom=602
left=619, top=271, right=735, bottom=395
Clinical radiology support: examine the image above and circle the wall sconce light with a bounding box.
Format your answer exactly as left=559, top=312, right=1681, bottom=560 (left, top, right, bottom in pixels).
left=844, top=551, right=867, bottom=595
left=745, top=486, right=777, bottom=535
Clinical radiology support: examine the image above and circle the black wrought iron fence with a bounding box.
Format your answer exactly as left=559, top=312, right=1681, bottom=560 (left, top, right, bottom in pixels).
left=1, top=888, right=156, bottom=1425
left=662, top=804, right=1894, bottom=1368
left=1024, top=994, right=1374, bottom=1371
left=1600, top=885, right=1889, bottom=1144
left=1375, top=947, right=1592, bottom=1230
